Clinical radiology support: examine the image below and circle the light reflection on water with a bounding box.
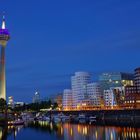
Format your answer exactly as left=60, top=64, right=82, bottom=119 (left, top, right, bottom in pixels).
left=0, top=122, right=140, bottom=140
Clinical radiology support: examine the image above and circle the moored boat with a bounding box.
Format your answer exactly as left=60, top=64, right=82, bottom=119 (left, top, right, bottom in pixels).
left=89, top=116, right=96, bottom=124
left=53, top=116, right=61, bottom=123
left=78, top=114, right=86, bottom=123
left=8, top=119, right=24, bottom=126
left=61, top=115, right=70, bottom=122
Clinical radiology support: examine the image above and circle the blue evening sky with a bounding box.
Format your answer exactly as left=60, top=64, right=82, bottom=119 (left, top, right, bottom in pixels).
left=0, top=0, right=140, bottom=102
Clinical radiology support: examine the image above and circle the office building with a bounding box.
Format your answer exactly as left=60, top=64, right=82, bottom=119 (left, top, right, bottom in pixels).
left=62, top=89, right=72, bottom=110
left=32, top=91, right=40, bottom=103
left=71, top=72, right=91, bottom=109
left=125, top=67, right=140, bottom=108
left=54, top=93, right=63, bottom=110
left=134, top=67, right=140, bottom=93
left=99, top=72, right=134, bottom=92
left=87, top=82, right=101, bottom=107
left=104, top=89, right=117, bottom=108
left=8, top=96, right=14, bottom=108
left=104, top=87, right=124, bottom=108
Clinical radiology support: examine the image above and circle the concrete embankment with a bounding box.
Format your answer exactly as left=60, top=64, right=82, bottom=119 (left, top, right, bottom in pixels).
left=49, top=109, right=140, bottom=126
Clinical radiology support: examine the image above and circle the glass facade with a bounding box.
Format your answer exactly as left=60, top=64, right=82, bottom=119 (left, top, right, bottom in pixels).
left=99, top=72, right=134, bottom=91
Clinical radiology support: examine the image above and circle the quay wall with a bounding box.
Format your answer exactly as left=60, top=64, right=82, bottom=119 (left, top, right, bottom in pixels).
left=49, top=109, right=140, bottom=126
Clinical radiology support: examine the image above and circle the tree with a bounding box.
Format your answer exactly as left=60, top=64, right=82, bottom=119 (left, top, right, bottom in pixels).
left=53, top=102, right=58, bottom=109
left=0, top=98, right=7, bottom=112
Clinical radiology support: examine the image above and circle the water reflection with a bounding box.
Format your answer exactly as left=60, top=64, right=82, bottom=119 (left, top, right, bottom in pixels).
left=0, top=127, right=8, bottom=140
left=0, top=122, right=140, bottom=140
left=8, top=125, right=23, bottom=139
left=28, top=121, right=140, bottom=140
left=0, top=128, right=3, bottom=139
left=0, top=125, right=24, bottom=140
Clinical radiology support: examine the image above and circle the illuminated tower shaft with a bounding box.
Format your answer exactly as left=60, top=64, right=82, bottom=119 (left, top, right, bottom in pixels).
left=0, top=47, right=6, bottom=99
left=0, top=15, right=10, bottom=100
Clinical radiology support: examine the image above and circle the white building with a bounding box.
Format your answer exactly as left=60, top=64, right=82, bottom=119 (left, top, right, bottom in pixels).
left=87, top=82, right=101, bottom=107
left=71, top=72, right=91, bottom=109
left=104, top=87, right=124, bottom=108
left=104, top=89, right=116, bottom=107
left=8, top=96, right=14, bottom=108
left=15, top=102, right=25, bottom=107
left=62, top=89, right=72, bottom=110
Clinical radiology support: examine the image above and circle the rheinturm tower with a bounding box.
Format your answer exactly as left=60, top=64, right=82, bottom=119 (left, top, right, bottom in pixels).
left=0, top=14, right=10, bottom=100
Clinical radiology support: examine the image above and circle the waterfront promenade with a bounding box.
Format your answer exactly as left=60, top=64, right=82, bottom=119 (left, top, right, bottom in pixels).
left=48, top=109, right=140, bottom=126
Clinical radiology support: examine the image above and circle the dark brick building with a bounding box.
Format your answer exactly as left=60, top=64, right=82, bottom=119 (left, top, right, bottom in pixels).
left=125, top=67, right=140, bottom=109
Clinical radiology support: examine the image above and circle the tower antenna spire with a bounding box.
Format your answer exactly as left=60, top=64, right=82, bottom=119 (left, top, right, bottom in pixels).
left=2, top=12, right=6, bottom=29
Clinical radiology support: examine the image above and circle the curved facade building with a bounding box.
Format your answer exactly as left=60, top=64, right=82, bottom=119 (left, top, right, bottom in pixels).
left=87, top=82, right=101, bottom=107
left=71, top=72, right=91, bottom=109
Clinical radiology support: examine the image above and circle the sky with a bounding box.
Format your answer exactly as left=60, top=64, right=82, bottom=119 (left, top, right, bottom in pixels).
left=0, top=0, right=140, bottom=102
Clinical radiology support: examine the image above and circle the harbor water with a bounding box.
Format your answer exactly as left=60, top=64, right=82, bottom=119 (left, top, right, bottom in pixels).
left=0, top=121, right=140, bottom=140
